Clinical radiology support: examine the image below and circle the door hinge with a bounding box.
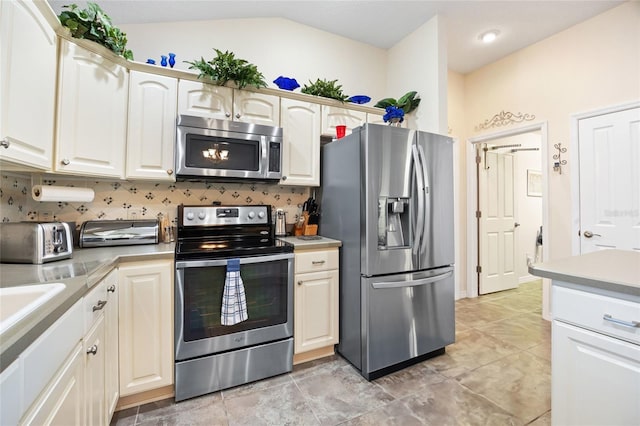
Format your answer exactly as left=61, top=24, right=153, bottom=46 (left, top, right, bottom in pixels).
left=475, top=155, right=481, bottom=164
left=476, top=265, right=482, bottom=274
left=476, top=210, right=482, bottom=218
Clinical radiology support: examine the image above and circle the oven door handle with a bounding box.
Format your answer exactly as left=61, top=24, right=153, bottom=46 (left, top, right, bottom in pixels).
left=176, top=252, right=294, bottom=268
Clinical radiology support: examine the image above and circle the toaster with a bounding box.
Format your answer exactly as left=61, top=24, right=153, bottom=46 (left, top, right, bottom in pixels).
left=0, top=222, right=73, bottom=264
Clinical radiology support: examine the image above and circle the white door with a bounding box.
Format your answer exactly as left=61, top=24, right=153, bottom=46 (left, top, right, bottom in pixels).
left=479, top=148, right=518, bottom=294
left=578, top=107, right=640, bottom=253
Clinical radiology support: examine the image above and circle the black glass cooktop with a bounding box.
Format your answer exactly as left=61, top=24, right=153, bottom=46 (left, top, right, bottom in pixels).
left=175, top=236, right=292, bottom=260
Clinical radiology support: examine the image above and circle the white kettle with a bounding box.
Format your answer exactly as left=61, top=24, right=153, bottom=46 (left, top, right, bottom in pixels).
left=275, top=209, right=287, bottom=236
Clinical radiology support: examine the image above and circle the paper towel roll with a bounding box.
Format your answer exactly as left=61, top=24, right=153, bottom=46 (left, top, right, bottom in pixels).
left=32, top=185, right=95, bottom=202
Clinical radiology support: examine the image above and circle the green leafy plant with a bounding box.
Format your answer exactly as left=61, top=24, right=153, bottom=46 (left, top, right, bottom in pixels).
left=301, top=78, right=349, bottom=102
left=185, top=49, right=267, bottom=89
left=374, top=91, right=421, bottom=114
left=58, top=2, right=133, bottom=60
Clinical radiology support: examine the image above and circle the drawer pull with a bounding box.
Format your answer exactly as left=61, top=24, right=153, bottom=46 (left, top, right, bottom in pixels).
left=92, top=300, right=107, bottom=312
left=107, top=285, right=116, bottom=293
left=312, top=260, right=326, bottom=265
left=603, top=314, right=640, bottom=328
left=297, top=281, right=303, bottom=286
left=87, top=345, right=98, bottom=355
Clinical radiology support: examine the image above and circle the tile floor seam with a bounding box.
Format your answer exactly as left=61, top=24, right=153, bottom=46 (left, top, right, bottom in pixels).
left=455, top=378, right=527, bottom=424
left=525, top=409, right=551, bottom=425
left=289, top=372, right=323, bottom=425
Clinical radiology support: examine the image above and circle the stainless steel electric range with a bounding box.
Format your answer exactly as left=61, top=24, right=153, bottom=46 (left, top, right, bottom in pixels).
left=174, top=204, right=294, bottom=401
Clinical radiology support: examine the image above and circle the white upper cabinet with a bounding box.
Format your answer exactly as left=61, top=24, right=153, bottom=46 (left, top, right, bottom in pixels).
left=178, top=79, right=232, bottom=120
left=126, top=71, right=177, bottom=181
left=280, top=99, right=320, bottom=186
left=233, top=90, right=280, bottom=127
left=0, top=0, right=57, bottom=170
left=178, top=80, right=280, bottom=126
left=367, top=111, right=386, bottom=126
left=321, top=106, right=366, bottom=138
left=56, top=39, right=128, bottom=178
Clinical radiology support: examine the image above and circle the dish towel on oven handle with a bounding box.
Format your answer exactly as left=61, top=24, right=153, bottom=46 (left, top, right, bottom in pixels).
left=221, top=258, right=248, bottom=325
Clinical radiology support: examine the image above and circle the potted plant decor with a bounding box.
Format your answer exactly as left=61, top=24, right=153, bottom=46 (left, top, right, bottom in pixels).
left=301, top=78, right=349, bottom=102
left=374, top=91, right=421, bottom=124
left=57, top=2, right=133, bottom=60
left=185, top=49, right=267, bottom=89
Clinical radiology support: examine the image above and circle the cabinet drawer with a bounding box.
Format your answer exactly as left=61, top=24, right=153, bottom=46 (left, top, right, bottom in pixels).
left=295, top=249, right=338, bottom=274
left=553, top=285, right=640, bottom=345
left=84, top=279, right=107, bottom=333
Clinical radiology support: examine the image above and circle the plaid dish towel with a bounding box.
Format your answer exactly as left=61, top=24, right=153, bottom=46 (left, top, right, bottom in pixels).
left=221, top=258, right=248, bottom=326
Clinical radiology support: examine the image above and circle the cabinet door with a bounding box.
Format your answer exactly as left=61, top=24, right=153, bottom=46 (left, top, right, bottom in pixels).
left=321, top=106, right=366, bottom=138
left=56, top=39, right=128, bottom=178
left=84, top=315, right=106, bottom=426
left=21, top=343, right=85, bottom=426
left=280, top=99, right=320, bottom=186
left=0, top=0, right=56, bottom=170
left=553, top=320, right=640, bottom=426
left=126, top=71, right=177, bottom=180
left=294, top=269, right=339, bottom=354
left=104, top=271, right=119, bottom=423
left=118, top=260, right=174, bottom=396
left=233, top=90, right=280, bottom=126
left=177, top=79, right=232, bottom=120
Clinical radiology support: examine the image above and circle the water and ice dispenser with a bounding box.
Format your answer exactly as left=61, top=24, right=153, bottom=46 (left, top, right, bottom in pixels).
left=378, top=197, right=410, bottom=249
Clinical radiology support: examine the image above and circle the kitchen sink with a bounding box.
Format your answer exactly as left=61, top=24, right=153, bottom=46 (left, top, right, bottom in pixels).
left=0, top=283, right=66, bottom=334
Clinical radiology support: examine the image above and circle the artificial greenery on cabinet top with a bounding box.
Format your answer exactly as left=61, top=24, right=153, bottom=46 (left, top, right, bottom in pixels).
left=301, top=78, right=349, bottom=102
left=57, top=2, right=133, bottom=60
left=185, top=49, right=267, bottom=89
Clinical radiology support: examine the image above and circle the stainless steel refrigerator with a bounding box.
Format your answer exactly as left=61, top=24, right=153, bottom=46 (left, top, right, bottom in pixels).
left=319, top=123, right=455, bottom=380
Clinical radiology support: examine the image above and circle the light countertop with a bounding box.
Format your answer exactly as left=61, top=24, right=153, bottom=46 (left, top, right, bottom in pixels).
left=529, top=249, right=640, bottom=297
left=0, top=243, right=174, bottom=372
left=278, top=236, right=342, bottom=250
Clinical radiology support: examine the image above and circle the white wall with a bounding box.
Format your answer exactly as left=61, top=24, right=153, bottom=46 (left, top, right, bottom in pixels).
left=121, top=17, right=389, bottom=103
left=387, top=15, right=448, bottom=133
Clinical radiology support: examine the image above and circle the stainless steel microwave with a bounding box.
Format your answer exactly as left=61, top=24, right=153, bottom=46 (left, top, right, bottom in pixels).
left=176, top=115, right=283, bottom=181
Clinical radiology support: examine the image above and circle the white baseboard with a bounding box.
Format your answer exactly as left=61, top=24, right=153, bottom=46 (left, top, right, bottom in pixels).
left=519, top=275, right=537, bottom=285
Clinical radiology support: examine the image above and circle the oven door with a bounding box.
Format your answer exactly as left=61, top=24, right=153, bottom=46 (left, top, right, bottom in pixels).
left=176, top=125, right=281, bottom=181
left=175, top=253, right=293, bottom=361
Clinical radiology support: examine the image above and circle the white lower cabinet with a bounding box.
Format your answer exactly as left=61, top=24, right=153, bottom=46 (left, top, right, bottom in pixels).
left=118, top=260, right=174, bottom=396
left=20, top=342, right=85, bottom=426
left=104, top=271, right=119, bottom=422
left=552, top=285, right=640, bottom=426
left=293, top=248, right=339, bottom=360
left=84, top=315, right=106, bottom=426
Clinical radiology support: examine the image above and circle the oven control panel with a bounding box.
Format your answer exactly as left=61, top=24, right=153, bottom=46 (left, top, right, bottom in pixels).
left=181, top=205, right=269, bottom=226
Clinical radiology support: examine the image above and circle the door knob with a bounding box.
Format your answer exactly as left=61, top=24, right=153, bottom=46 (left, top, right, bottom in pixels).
left=583, top=230, right=601, bottom=238
left=514, top=222, right=521, bottom=228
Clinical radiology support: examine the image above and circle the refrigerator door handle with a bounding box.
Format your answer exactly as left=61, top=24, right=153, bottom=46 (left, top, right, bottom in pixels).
left=412, top=145, right=425, bottom=255
left=417, top=144, right=430, bottom=254
left=371, top=270, right=453, bottom=289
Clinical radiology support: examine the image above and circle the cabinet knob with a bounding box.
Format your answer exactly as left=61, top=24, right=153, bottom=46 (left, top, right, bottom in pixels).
left=297, top=280, right=303, bottom=286
left=87, top=345, right=98, bottom=355
left=92, top=300, right=107, bottom=311
left=61, top=158, right=70, bottom=165
left=167, top=169, right=174, bottom=175
left=235, top=113, right=241, bottom=119
left=1, top=138, right=9, bottom=149
left=282, top=176, right=287, bottom=181
left=107, top=285, right=116, bottom=293
left=225, top=112, right=231, bottom=118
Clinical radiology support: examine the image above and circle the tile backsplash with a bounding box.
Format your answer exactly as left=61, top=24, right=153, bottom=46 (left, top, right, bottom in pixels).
left=0, top=174, right=310, bottom=227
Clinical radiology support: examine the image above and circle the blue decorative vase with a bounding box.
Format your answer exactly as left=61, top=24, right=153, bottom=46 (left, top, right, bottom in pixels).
left=168, top=53, right=176, bottom=68
left=146, top=59, right=156, bottom=65
left=160, top=55, right=168, bottom=67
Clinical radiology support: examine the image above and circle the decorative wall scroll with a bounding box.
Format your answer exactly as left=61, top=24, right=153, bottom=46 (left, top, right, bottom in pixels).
left=553, top=143, right=567, bottom=174
left=475, top=110, right=536, bottom=131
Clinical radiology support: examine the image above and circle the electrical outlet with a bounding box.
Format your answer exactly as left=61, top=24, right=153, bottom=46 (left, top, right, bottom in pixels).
left=39, top=211, right=53, bottom=222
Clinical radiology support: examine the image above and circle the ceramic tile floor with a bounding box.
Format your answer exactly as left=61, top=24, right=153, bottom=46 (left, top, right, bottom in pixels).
left=111, top=280, right=551, bottom=426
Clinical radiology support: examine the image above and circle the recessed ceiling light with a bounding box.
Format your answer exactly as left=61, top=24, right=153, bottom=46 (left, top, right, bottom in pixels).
left=479, top=30, right=500, bottom=44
